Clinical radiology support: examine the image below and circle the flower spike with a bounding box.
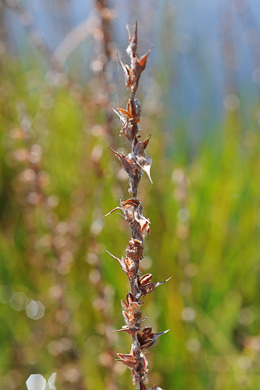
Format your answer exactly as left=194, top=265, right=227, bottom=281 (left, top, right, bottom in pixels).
left=106, top=22, right=169, bottom=390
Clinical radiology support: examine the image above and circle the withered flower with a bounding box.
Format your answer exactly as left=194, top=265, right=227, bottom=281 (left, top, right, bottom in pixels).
left=121, top=199, right=150, bottom=237
left=113, top=105, right=139, bottom=142
left=137, top=327, right=170, bottom=350
left=139, top=276, right=172, bottom=298
left=117, top=21, right=152, bottom=96
left=117, top=98, right=141, bottom=124
left=133, top=137, right=153, bottom=183
left=106, top=23, right=169, bottom=390
left=116, top=353, right=138, bottom=369
left=109, top=147, right=142, bottom=197
left=126, top=238, right=144, bottom=262
left=109, top=144, right=152, bottom=196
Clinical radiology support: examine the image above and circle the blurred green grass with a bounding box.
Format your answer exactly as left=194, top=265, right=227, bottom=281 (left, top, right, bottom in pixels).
left=0, top=58, right=260, bottom=390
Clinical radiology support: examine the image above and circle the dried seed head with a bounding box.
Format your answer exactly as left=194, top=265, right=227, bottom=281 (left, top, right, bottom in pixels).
left=137, top=327, right=170, bottom=350
left=141, top=327, right=153, bottom=339
left=140, top=277, right=172, bottom=297
left=133, top=138, right=153, bottom=183
left=126, top=239, right=144, bottom=261
left=109, top=148, right=142, bottom=196
left=124, top=256, right=138, bottom=278
left=131, top=351, right=149, bottom=384
left=133, top=137, right=150, bottom=155
left=113, top=105, right=139, bottom=141
left=121, top=199, right=150, bottom=238
left=128, top=47, right=152, bottom=94
left=108, top=22, right=168, bottom=390
left=118, top=41, right=152, bottom=95
left=117, top=98, right=141, bottom=124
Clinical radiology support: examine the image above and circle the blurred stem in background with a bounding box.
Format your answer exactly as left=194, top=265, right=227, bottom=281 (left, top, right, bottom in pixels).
left=1, top=0, right=120, bottom=389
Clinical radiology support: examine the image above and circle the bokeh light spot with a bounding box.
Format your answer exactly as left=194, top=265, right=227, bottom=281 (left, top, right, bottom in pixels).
left=26, top=374, right=46, bottom=390
left=9, top=292, right=29, bottom=311
left=26, top=300, right=45, bottom=320
left=181, top=307, right=196, bottom=322
left=47, top=373, right=56, bottom=390
left=239, top=307, right=255, bottom=326
left=237, top=356, right=251, bottom=370
left=186, top=337, right=201, bottom=352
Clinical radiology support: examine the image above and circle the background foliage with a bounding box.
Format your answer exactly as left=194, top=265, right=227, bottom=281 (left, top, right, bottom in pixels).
left=0, top=1, right=260, bottom=389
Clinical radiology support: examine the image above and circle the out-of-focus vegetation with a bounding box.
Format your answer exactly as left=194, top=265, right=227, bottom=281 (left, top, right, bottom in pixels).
left=1, top=1, right=260, bottom=390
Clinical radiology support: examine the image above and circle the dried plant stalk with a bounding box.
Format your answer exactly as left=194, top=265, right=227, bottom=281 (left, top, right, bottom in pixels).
left=106, top=22, right=169, bottom=390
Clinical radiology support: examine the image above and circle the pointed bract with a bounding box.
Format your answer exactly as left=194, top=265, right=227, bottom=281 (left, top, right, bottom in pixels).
left=139, top=47, right=152, bottom=69
left=104, top=206, right=121, bottom=217
left=140, top=277, right=172, bottom=297
left=126, top=21, right=138, bottom=56
left=115, top=325, right=140, bottom=335
left=117, top=353, right=137, bottom=369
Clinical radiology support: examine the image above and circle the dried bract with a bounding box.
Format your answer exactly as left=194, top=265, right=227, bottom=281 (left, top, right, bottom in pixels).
left=118, top=48, right=152, bottom=95
left=116, top=353, right=137, bottom=369
left=109, top=147, right=142, bottom=197
left=113, top=105, right=139, bottom=141
left=139, top=277, right=172, bottom=297
left=126, top=22, right=138, bottom=57
left=137, top=327, right=170, bottom=350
